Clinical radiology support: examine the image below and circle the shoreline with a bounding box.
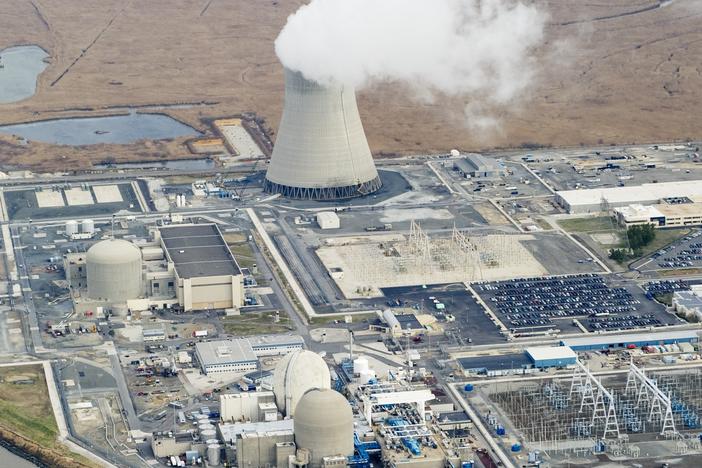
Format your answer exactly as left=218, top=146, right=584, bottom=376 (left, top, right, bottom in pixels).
left=0, top=437, right=45, bottom=468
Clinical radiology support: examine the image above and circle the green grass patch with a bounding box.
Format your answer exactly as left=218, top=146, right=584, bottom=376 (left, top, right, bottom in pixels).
left=222, top=310, right=293, bottom=336
left=558, top=216, right=616, bottom=233
left=0, top=365, right=57, bottom=446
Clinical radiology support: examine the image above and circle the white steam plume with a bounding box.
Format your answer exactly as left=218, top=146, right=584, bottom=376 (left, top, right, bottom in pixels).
left=275, top=0, right=548, bottom=131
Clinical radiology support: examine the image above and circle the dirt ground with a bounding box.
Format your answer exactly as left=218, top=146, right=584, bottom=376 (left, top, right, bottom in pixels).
left=0, top=0, right=701, bottom=170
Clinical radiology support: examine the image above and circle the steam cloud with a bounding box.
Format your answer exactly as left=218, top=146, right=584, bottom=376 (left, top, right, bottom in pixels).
left=275, top=0, right=548, bottom=131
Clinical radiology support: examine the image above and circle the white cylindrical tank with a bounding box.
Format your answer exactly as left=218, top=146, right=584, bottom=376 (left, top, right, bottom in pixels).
left=207, top=444, right=220, bottom=465
left=86, top=239, right=142, bottom=301
left=353, top=357, right=369, bottom=375
left=273, top=349, right=331, bottom=417
left=264, top=68, right=382, bottom=200
left=65, top=220, right=78, bottom=237
left=81, top=219, right=95, bottom=234
left=293, top=389, right=354, bottom=468
left=200, top=429, right=216, bottom=440
left=450, top=149, right=461, bottom=157
left=198, top=423, right=214, bottom=433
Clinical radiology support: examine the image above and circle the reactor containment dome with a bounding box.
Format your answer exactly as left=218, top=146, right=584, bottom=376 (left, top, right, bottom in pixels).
left=273, top=349, right=331, bottom=417
left=294, top=388, right=354, bottom=468
left=87, top=239, right=143, bottom=301
left=263, top=68, right=382, bottom=200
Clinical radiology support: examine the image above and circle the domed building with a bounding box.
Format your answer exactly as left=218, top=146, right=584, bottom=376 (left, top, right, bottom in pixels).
left=293, top=388, right=354, bottom=467
left=273, top=349, right=330, bottom=417
left=86, top=238, right=143, bottom=301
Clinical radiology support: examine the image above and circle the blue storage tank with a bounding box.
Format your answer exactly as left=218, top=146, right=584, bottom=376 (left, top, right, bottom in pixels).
left=496, top=425, right=506, bottom=436
left=462, top=461, right=474, bottom=468
left=511, top=443, right=521, bottom=452
left=464, top=383, right=474, bottom=392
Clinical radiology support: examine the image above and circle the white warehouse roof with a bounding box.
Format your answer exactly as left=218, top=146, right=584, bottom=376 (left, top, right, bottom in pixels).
left=526, top=346, right=577, bottom=362
left=561, top=330, right=698, bottom=348
left=557, top=180, right=702, bottom=208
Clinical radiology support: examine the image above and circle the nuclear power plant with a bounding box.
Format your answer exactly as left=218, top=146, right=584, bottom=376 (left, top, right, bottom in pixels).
left=263, top=68, right=382, bottom=200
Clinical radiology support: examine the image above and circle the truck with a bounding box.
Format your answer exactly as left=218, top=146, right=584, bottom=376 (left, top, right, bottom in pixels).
left=365, top=223, right=393, bottom=232
left=193, top=330, right=208, bottom=338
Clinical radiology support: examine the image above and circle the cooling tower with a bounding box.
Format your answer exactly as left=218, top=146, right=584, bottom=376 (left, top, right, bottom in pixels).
left=263, top=68, right=382, bottom=200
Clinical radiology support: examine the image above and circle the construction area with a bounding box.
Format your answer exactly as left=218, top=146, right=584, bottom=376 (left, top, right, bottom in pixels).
left=317, top=222, right=546, bottom=299
left=466, top=360, right=702, bottom=466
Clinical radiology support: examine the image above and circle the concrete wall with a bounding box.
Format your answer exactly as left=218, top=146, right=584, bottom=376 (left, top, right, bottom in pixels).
left=177, top=274, right=243, bottom=312
left=236, top=431, right=294, bottom=468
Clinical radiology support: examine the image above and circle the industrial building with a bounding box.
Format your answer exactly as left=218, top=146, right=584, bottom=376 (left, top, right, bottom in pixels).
left=195, top=339, right=258, bottom=375
left=64, top=223, right=245, bottom=314
left=263, top=68, right=382, bottom=200
left=614, top=198, right=702, bottom=228
left=672, top=286, right=702, bottom=321
left=316, top=211, right=340, bottom=230
left=370, top=310, right=426, bottom=337
left=560, top=330, right=699, bottom=351
left=459, top=353, right=535, bottom=377
left=453, top=154, right=506, bottom=179
left=218, top=419, right=295, bottom=467
left=220, top=391, right=279, bottom=423
left=195, top=335, right=304, bottom=375
left=157, top=224, right=244, bottom=311
left=526, top=346, right=577, bottom=368
left=273, top=349, right=331, bottom=417
left=556, top=180, right=702, bottom=213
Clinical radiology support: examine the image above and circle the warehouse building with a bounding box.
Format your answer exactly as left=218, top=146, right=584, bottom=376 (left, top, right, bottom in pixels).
left=458, top=353, right=534, bottom=377
left=248, top=335, right=304, bottom=356
left=556, top=180, right=702, bottom=214
left=158, top=224, right=244, bottom=311
left=220, top=391, right=279, bottom=423
left=672, top=286, right=702, bottom=322
left=453, top=154, right=506, bottom=179
left=526, top=346, right=577, bottom=368
left=560, top=330, right=698, bottom=351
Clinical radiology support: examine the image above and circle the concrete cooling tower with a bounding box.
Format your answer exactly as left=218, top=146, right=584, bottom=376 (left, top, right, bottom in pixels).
left=263, top=68, right=382, bottom=200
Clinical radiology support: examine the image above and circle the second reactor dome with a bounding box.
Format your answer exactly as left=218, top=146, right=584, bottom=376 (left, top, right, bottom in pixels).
left=273, top=349, right=330, bottom=417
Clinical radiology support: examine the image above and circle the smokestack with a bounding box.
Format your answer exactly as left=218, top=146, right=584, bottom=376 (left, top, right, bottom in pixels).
left=263, top=68, right=382, bottom=200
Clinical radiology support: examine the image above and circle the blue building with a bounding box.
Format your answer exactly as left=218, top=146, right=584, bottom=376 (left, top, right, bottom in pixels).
left=526, top=346, right=577, bottom=368
left=560, top=330, right=698, bottom=352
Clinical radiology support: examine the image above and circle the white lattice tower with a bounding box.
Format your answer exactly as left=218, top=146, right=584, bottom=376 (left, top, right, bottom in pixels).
left=569, top=366, right=584, bottom=399
left=580, top=382, right=595, bottom=413
left=603, top=400, right=620, bottom=440
left=591, top=387, right=607, bottom=427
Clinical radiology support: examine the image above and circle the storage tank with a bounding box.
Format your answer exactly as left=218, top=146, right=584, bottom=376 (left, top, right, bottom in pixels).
left=65, top=220, right=78, bottom=237
left=263, top=68, right=382, bottom=200
left=293, top=388, right=354, bottom=468
left=207, top=444, right=220, bottom=465
left=86, top=239, right=142, bottom=301
left=273, top=349, right=331, bottom=417
left=200, top=429, right=216, bottom=440
left=353, top=357, right=369, bottom=375
left=81, top=219, right=95, bottom=234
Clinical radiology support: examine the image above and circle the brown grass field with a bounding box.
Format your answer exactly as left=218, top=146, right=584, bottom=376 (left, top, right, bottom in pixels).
left=0, top=0, right=701, bottom=170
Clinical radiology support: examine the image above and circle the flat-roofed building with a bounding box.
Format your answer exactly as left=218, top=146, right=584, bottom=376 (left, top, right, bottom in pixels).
left=614, top=197, right=702, bottom=228
left=556, top=180, right=702, bottom=214
left=158, top=224, right=244, bottom=312
left=195, top=339, right=258, bottom=375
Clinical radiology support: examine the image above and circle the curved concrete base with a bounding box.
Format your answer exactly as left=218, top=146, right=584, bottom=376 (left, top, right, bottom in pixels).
left=263, top=176, right=382, bottom=200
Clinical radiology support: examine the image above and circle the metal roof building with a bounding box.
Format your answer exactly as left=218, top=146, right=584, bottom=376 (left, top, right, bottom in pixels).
left=263, top=68, right=381, bottom=200
left=560, top=330, right=699, bottom=351
left=454, top=154, right=506, bottom=179
left=158, top=224, right=243, bottom=311
left=526, top=346, right=577, bottom=368
left=555, top=180, right=702, bottom=213
left=458, top=353, right=533, bottom=377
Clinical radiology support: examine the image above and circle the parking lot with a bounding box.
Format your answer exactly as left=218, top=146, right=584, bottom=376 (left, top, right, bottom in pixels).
left=381, top=283, right=506, bottom=346
left=474, top=274, right=675, bottom=333
left=651, top=230, right=702, bottom=269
